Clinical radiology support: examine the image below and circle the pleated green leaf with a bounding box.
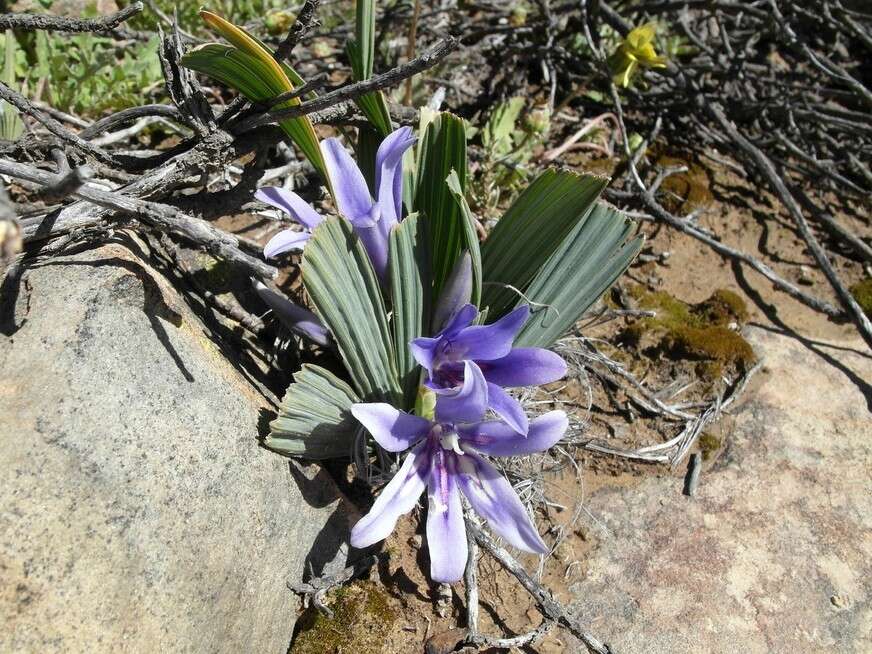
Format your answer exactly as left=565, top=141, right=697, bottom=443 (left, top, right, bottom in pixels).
left=302, top=217, right=401, bottom=402
left=413, top=112, right=469, bottom=300
left=183, top=12, right=328, bottom=184
left=266, top=364, right=360, bottom=459
left=351, top=0, right=376, bottom=80
left=480, top=170, right=609, bottom=319
left=514, top=204, right=643, bottom=348
left=347, top=1, right=392, bottom=137
left=445, top=170, right=482, bottom=307
left=389, top=213, right=430, bottom=408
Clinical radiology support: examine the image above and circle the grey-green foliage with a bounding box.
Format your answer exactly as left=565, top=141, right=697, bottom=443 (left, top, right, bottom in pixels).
left=412, top=111, right=469, bottom=300
left=389, top=213, right=430, bottom=408
left=301, top=217, right=402, bottom=404
left=515, top=203, right=644, bottom=347
left=481, top=170, right=609, bottom=319
left=266, top=365, right=360, bottom=459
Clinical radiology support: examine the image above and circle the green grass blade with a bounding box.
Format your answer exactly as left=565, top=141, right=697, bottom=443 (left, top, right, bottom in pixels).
left=413, top=112, right=469, bottom=300
left=514, top=204, right=643, bottom=347
left=302, top=217, right=401, bottom=402
left=480, top=170, right=608, bottom=318
left=389, top=212, right=430, bottom=408
left=347, top=7, right=392, bottom=137
left=266, top=364, right=360, bottom=459
left=351, top=0, right=376, bottom=80
left=1, top=31, right=23, bottom=141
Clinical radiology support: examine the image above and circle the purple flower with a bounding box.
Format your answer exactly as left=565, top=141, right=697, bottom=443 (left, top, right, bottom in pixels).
left=410, top=304, right=567, bottom=435
left=256, top=126, right=416, bottom=280
left=350, top=363, right=567, bottom=582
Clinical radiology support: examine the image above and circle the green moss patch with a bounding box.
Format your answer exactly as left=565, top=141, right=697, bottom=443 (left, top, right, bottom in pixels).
left=850, top=278, right=872, bottom=319
left=291, top=581, right=395, bottom=654
left=698, top=432, right=722, bottom=461
left=656, top=154, right=714, bottom=213
left=622, top=287, right=755, bottom=378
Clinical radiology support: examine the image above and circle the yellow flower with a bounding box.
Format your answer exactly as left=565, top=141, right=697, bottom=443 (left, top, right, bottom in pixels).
left=608, top=23, right=668, bottom=88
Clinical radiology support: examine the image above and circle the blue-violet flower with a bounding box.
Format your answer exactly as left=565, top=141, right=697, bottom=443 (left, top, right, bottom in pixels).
left=410, top=304, right=567, bottom=435
left=350, top=363, right=567, bottom=582
left=256, top=126, right=416, bottom=281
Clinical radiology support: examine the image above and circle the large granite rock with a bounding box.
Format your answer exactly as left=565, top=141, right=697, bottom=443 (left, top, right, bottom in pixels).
left=0, top=240, right=351, bottom=653
left=570, top=327, right=872, bottom=653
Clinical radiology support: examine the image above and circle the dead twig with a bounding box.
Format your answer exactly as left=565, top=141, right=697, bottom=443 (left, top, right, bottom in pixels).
left=273, top=0, right=321, bottom=63
left=469, top=520, right=612, bottom=654
left=0, top=158, right=276, bottom=280
left=0, top=2, right=143, bottom=33
left=288, top=555, right=379, bottom=617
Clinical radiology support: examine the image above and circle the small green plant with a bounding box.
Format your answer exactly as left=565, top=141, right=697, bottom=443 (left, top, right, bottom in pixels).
left=0, top=31, right=23, bottom=141
left=470, top=97, right=550, bottom=217
left=13, top=26, right=163, bottom=117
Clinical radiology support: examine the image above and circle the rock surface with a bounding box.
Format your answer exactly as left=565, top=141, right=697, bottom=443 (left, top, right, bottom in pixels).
left=0, top=241, right=352, bottom=653
left=570, top=327, right=872, bottom=653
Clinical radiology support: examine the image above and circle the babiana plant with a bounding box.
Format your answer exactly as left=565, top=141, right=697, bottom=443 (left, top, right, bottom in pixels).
left=183, top=10, right=642, bottom=582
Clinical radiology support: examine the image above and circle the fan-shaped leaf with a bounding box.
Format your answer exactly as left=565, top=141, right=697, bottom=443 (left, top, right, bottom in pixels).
left=514, top=204, right=643, bottom=347
left=389, top=213, right=430, bottom=408
left=445, top=170, right=482, bottom=307
left=413, top=112, right=468, bottom=299
left=302, top=217, right=401, bottom=402
left=266, top=365, right=360, bottom=459
left=480, top=170, right=608, bottom=319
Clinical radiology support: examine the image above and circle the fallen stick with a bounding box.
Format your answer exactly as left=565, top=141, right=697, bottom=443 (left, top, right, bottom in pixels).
left=0, top=3, right=143, bottom=33
left=0, top=158, right=276, bottom=279
left=468, top=521, right=613, bottom=654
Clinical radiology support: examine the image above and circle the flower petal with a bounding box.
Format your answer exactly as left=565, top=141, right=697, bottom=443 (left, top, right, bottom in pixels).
left=426, top=450, right=467, bottom=582
left=255, top=187, right=324, bottom=230
left=432, top=251, right=473, bottom=334
left=479, top=348, right=567, bottom=387
left=352, top=222, right=390, bottom=282
left=449, top=305, right=529, bottom=361
left=435, top=361, right=488, bottom=424
left=351, top=403, right=431, bottom=452
left=486, top=383, right=528, bottom=435
left=410, top=336, right=440, bottom=376
left=458, top=410, right=567, bottom=457
left=321, top=137, right=373, bottom=222
left=374, top=126, right=416, bottom=228
left=439, top=303, right=478, bottom=339
left=456, top=452, right=547, bottom=554
left=263, top=229, right=311, bottom=258
left=350, top=444, right=429, bottom=548
left=252, top=279, right=331, bottom=346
